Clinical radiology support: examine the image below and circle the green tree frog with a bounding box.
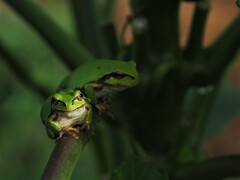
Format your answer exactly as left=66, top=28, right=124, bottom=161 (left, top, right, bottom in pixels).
left=41, top=60, right=139, bottom=139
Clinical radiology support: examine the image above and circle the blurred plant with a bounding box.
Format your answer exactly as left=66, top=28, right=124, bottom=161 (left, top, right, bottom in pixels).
left=1, top=0, right=240, bottom=179
left=237, top=0, right=240, bottom=8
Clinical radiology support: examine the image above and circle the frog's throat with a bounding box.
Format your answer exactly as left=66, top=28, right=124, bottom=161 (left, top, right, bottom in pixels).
left=54, top=104, right=89, bottom=129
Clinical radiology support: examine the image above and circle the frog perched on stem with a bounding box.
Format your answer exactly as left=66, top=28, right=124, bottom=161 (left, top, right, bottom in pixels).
left=41, top=60, right=139, bottom=139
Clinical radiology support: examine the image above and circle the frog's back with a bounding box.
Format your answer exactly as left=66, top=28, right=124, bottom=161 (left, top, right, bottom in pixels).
left=58, top=60, right=137, bottom=90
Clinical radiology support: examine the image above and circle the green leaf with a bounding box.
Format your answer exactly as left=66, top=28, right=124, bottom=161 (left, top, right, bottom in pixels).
left=237, top=0, right=240, bottom=8
left=110, top=156, right=169, bottom=180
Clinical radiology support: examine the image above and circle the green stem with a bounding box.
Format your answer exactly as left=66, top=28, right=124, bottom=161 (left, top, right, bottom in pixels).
left=174, top=155, right=240, bottom=180
left=109, top=126, right=130, bottom=167
left=91, top=124, right=114, bottom=174
left=101, top=22, right=119, bottom=59
left=0, top=40, right=49, bottom=98
left=131, top=16, right=150, bottom=69
left=177, top=85, right=218, bottom=163
left=99, top=0, right=116, bottom=22
left=186, top=15, right=240, bottom=88
left=185, top=0, right=210, bottom=60
left=4, top=0, right=94, bottom=69
left=180, top=62, right=213, bottom=86
left=41, top=134, right=88, bottom=180
left=70, top=0, right=108, bottom=58
left=206, top=15, right=240, bottom=79
left=130, top=0, right=181, bottom=59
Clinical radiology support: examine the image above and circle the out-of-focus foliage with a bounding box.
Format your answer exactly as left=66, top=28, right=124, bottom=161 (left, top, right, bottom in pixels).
left=205, top=56, right=240, bottom=138
left=0, top=0, right=239, bottom=179
left=0, top=2, right=98, bottom=179
left=111, top=155, right=169, bottom=180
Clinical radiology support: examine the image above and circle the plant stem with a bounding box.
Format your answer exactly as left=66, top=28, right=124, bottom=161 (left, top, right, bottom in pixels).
left=206, top=15, right=240, bottom=79
left=0, top=40, right=49, bottom=98
left=4, top=0, right=94, bottom=69
left=41, top=134, right=88, bottom=180
left=91, top=123, right=114, bottom=174
left=131, top=16, right=150, bottom=69
left=101, top=22, right=119, bottom=59
left=185, top=0, right=210, bottom=60
left=70, top=0, right=108, bottom=58
left=176, top=85, right=219, bottom=163
left=99, top=0, right=116, bottom=22
left=174, top=155, right=240, bottom=180
left=130, top=0, right=181, bottom=59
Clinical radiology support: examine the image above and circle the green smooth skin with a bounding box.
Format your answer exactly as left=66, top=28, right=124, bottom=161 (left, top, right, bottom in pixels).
left=41, top=60, right=139, bottom=139
left=41, top=89, right=92, bottom=139
left=59, top=60, right=139, bottom=99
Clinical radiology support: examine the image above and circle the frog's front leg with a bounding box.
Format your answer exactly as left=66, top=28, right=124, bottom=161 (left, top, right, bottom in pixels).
left=47, top=113, right=61, bottom=133
left=82, top=103, right=93, bottom=130
left=45, top=113, right=62, bottom=139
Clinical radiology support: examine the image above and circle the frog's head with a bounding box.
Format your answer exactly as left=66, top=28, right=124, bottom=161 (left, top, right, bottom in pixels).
left=51, top=89, right=86, bottom=111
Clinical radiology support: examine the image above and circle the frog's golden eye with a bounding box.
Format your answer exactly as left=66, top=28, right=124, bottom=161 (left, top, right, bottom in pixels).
left=78, top=91, right=84, bottom=99
left=73, top=93, right=83, bottom=102
left=112, top=72, right=126, bottom=79
left=52, top=98, right=66, bottom=106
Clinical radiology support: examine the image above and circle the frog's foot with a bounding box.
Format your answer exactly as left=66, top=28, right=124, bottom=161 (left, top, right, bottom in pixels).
left=68, top=127, right=80, bottom=139
left=56, top=131, right=64, bottom=140
left=68, top=131, right=80, bottom=139
left=94, top=104, right=108, bottom=116
left=80, top=123, right=90, bottom=131
left=67, top=127, right=80, bottom=139
left=68, top=127, right=80, bottom=134
left=57, top=127, right=80, bottom=140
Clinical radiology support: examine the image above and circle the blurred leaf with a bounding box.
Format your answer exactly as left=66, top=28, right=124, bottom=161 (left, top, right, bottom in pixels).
left=95, top=0, right=116, bottom=22
left=204, top=72, right=240, bottom=138
left=72, top=142, right=101, bottom=180
left=110, top=155, right=168, bottom=180
left=237, top=0, right=240, bottom=8
left=4, top=0, right=94, bottom=69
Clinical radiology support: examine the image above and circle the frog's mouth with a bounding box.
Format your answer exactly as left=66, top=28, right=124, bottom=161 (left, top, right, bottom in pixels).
left=56, top=104, right=88, bottom=119
left=53, top=104, right=89, bottom=130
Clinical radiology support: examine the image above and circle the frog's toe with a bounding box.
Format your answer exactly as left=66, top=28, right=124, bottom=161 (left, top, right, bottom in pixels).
left=68, top=127, right=80, bottom=133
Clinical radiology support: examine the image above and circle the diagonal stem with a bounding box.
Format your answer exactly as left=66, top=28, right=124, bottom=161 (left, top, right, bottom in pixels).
left=4, top=0, right=94, bottom=69
left=185, top=0, right=210, bottom=60
left=206, top=15, right=240, bottom=79
left=70, top=0, right=108, bottom=58
left=174, top=155, right=240, bottom=180
left=0, top=40, right=49, bottom=98
left=41, top=134, right=88, bottom=180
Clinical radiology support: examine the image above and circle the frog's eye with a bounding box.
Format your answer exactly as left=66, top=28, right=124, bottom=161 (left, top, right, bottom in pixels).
left=77, top=93, right=83, bottom=99
left=51, top=98, right=58, bottom=105
left=74, top=92, right=83, bottom=101
left=51, top=98, right=66, bottom=107
left=112, top=72, right=126, bottom=79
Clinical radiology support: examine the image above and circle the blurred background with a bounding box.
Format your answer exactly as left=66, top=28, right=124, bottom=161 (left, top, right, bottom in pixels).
left=0, top=0, right=239, bottom=179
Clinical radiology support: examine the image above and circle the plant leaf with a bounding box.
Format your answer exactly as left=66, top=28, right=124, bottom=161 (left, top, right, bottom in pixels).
left=110, top=156, right=169, bottom=180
